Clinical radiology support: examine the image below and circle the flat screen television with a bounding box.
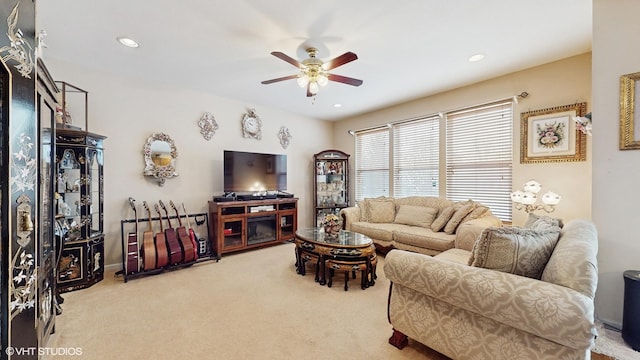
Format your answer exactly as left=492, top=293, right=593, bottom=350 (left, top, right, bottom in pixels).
left=223, top=150, right=287, bottom=193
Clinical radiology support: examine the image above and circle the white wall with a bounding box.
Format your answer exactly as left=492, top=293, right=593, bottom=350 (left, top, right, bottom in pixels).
left=333, top=53, right=592, bottom=226
left=593, top=0, right=640, bottom=328
left=45, top=59, right=333, bottom=267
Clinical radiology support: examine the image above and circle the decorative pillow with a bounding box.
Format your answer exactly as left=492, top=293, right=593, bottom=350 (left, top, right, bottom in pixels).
left=460, top=205, right=490, bottom=224
left=468, top=226, right=561, bottom=279
left=366, top=198, right=396, bottom=223
left=430, top=206, right=455, bottom=232
left=444, top=204, right=476, bottom=234
left=394, top=205, right=438, bottom=228
left=356, top=200, right=368, bottom=221
left=358, top=196, right=387, bottom=222
left=524, top=213, right=564, bottom=229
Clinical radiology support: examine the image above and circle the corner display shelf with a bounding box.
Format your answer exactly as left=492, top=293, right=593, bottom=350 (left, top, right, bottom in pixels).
left=55, top=128, right=106, bottom=293
left=208, top=198, right=298, bottom=257
left=314, top=150, right=350, bottom=226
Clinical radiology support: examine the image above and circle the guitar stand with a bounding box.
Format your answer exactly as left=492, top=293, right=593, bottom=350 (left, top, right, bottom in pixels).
left=119, top=212, right=217, bottom=283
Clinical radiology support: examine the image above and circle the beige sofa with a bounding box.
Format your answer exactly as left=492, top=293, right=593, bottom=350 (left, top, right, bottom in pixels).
left=384, top=218, right=599, bottom=359
left=340, top=196, right=502, bottom=256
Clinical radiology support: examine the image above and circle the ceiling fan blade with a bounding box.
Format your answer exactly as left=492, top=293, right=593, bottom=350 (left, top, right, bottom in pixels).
left=271, top=51, right=302, bottom=68
left=327, top=74, right=363, bottom=87
left=324, top=52, right=358, bottom=70
left=261, top=74, right=299, bottom=84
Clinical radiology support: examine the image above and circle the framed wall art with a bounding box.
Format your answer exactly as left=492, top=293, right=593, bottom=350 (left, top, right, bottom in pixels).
left=520, top=102, right=587, bottom=163
left=620, top=72, right=640, bottom=150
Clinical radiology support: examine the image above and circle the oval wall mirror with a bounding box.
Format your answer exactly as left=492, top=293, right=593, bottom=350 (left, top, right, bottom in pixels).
left=143, top=132, right=178, bottom=186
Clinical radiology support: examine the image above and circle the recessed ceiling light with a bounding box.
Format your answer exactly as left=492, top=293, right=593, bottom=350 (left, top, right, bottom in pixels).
left=333, top=103, right=342, bottom=108
left=117, top=37, right=139, bottom=48
left=469, top=54, right=484, bottom=62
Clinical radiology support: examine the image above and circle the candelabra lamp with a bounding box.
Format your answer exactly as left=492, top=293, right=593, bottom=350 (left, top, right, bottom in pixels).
left=510, top=180, right=561, bottom=213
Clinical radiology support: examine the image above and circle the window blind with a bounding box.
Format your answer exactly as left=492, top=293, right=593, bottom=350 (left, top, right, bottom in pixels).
left=392, top=116, right=439, bottom=197
left=355, top=128, right=390, bottom=201
left=446, top=101, right=513, bottom=220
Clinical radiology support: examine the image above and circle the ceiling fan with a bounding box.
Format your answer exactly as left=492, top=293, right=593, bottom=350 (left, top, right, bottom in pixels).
left=261, top=47, right=363, bottom=97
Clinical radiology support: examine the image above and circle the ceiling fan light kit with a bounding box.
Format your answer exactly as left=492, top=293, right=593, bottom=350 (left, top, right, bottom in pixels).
left=262, top=47, right=363, bottom=97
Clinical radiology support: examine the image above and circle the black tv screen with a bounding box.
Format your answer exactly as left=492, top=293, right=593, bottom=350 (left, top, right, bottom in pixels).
left=223, top=150, right=287, bottom=192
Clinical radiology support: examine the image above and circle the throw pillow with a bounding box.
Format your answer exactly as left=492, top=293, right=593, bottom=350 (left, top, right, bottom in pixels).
left=394, top=205, right=438, bottom=228
left=356, top=200, right=367, bottom=221
left=359, top=196, right=387, bottom=222
left=468, top=226, right=561, bottom=279
left=460, top=205, right=490, bottom=224
left=366, top=198, right=396, bottom=223
left=431, top=206, right=456, bottom=232
left=443, top=203, right=476, bottom=234
left=523, top=213, right=564, bottom=229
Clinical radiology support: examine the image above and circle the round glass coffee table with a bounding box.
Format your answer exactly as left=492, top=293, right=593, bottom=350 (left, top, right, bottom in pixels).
left=294, top=228, right=376, bottom=290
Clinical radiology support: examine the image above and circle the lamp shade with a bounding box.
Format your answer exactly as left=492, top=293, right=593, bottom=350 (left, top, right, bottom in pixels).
left=542, top=191, right=561, bottom=205
left=523, top=180, right=542, bottom=194
left=510, top=191, right=524, bottom=203
left=520, top=192, right=537, bottom=205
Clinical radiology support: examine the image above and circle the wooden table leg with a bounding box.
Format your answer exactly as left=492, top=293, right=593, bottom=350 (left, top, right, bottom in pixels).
left=319, top=255, right=326, bottom=285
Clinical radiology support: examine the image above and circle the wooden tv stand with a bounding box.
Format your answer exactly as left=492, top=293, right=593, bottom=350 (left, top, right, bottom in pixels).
left=208, top=198, right=298, bottom=258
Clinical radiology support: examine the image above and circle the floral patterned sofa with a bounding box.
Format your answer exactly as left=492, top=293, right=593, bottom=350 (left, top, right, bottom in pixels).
left=340, top=196, right=502, bottom=256
left=383, top=218, right=599, bottom=359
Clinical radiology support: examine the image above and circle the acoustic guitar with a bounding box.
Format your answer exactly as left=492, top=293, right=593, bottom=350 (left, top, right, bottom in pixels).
left=141, top=201, right=157, bottom=270
left=170, top=200, right=196, bottom=262
left=153, top=203, right=170, bottom=268
left=159, top=200, right=183, bottom=265
left=126, top=197, right=140, bottom=274
left=182, top=203, right=201, bottom=258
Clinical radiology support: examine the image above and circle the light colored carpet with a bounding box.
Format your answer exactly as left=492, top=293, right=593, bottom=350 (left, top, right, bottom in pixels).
left=46, top=242, right=449, bottom=360
left=592, top=322, right=640, bottom=360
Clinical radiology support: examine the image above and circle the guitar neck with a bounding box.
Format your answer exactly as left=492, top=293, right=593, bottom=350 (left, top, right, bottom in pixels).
left=170, top=201, right=184, bottom=227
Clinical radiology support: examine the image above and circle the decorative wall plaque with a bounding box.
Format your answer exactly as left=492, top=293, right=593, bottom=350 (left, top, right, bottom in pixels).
left=198, top=112, right=219, bottom=140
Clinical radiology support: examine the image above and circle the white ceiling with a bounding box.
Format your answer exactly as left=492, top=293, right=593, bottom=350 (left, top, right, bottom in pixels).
left=36, top=0, right=592, bottom=121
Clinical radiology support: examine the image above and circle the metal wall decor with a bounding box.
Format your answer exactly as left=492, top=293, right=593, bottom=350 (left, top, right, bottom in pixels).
left=242, top=108, right=262, bottom=140
left=620, top=72, right=640, bottom=150
left=0, top=1, right=34, bottom=78
left=198, top=112, right=219, bottom=140
left=278, top=126, right=292, bottom=149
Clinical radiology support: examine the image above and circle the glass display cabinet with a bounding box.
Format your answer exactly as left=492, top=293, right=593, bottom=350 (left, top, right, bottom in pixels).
left=37, top=59, right=59, bottom=345
left=55, top=128, right=106, bottom=293
left=313, top=150, right=350, bottom=226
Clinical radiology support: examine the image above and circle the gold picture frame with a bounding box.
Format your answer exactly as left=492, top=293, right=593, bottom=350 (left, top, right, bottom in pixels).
left=620, top=72, right=640, bottom=150
left=520, top=102, right=587, bottom=163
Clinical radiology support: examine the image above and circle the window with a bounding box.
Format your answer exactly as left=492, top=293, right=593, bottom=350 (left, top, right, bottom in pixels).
left=353, top=99, right=514, bottom=221
left=446, top=101, right=513, bottom=220
left=393, top=116, right=440, bottom=197
left=354, top=128, right=389, bottom=201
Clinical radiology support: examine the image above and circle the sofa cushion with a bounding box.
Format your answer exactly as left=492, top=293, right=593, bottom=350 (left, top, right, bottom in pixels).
left=431, top=206, right=455, bottom=232
left=434, top=248, right=471, bottom=264
left=394, top=205, right=438, bottom=228
left=541, top=219, right=598, bottom=298
left=394, top=196, right=454, bottom=210
left=350, top=222, right=396, bottom=242
left=469, top=226, right=561, bottom=279
left=393, top=226, right=455, bottom=252
left=365, top=197, right=396, bottom=223
left=444, top=203, right=476, bottom=234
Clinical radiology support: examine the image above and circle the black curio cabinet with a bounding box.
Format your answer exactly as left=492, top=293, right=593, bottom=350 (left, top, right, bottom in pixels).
left=55, top=128, right=106, bottom=293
